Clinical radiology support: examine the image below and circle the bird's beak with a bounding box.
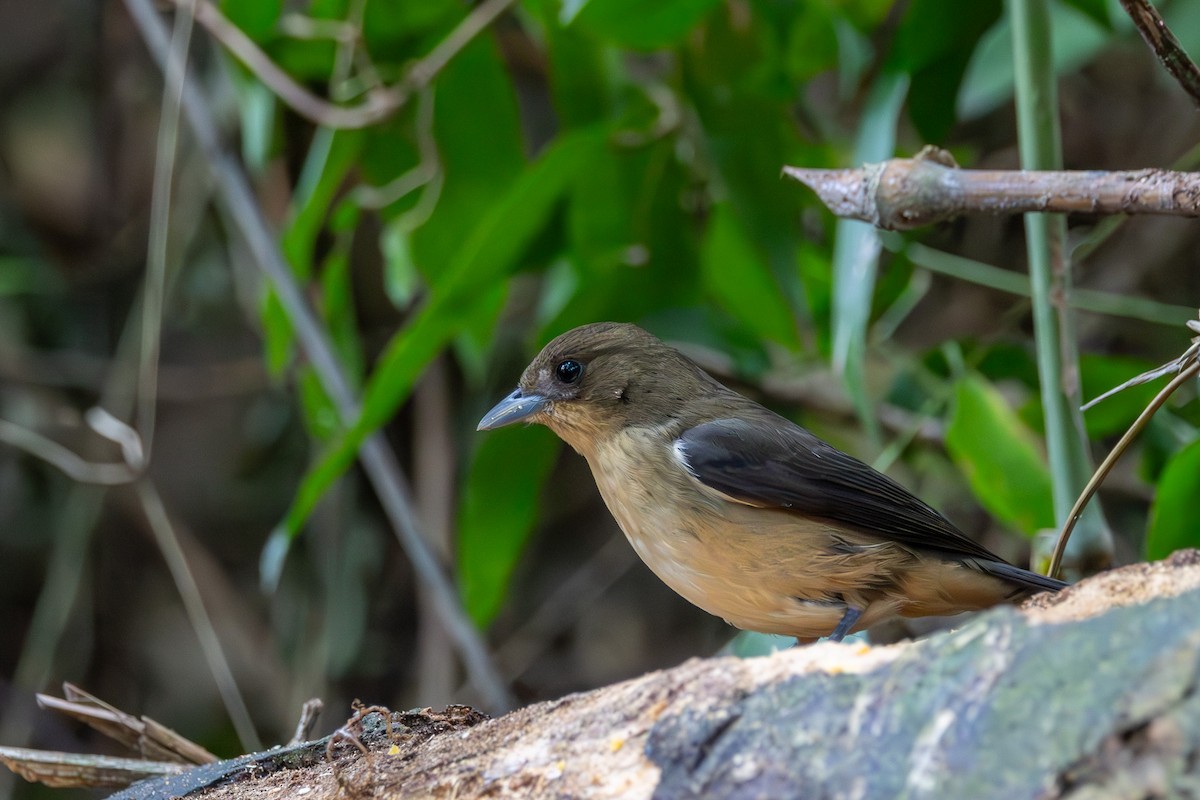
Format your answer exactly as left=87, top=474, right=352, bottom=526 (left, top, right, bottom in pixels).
left=477, top=388, right=548, bottom=431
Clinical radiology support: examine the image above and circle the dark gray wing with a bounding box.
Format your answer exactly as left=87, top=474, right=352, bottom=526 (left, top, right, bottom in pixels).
left=677, top=417, right=1066, bottom=592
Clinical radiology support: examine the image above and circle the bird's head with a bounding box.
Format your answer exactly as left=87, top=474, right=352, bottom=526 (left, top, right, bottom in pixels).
left=477, top=322, right=721, bottom=454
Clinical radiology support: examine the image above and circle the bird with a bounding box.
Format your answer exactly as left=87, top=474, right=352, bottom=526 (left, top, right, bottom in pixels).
left=477, top=322, right=1067, bottom=643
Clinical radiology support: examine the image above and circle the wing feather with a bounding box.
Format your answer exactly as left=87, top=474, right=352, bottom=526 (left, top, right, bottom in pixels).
left=677, top=417, right=1008, bottom=564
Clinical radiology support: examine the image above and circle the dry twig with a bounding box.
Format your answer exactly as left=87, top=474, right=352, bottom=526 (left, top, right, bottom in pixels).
left=785, top=146, right=1200, bottom=231
left=1119, top=0, right=1200, bottom=108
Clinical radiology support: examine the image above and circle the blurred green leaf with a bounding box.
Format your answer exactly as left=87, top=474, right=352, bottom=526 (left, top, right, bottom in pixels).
left=957, top=1, right=1110, bottom=120
left=785, top=4, right=839, bottom=82
left=220, top=0, right=281, bottom=42
left=411, top=36, right=525, bottom=284
left=278, top=127, right=608, bottom=539
left=297, top=366, right=340, bottom=443
left=1078, top=354, right=1160, bottom=438
left=318, top=216, right=364, bottom=389
left=381, top=222, right=422, bottom=308
left=0, top=257, right=60, bottom=295
left=229, top=71, right=277, bottom=174
left=543, top=19, right=612, bottom=129
left=1145, top=438, right=1200, bottom=561
left=284, top=129, right=364, bottom=278
left=890, top=0, right=1001, bottom=141
left=945, top=373, right=1056, bottom=536
left=260, top=129, right=363, bottom=378
left=459, top=425, right=560, bottom=626
left=1062, top=0, right=1110, bottom=28
left=831, top=71, right=908, bottom=441
left=260, top=290, right=293, bottom=377
left=362, top=0, right=460, bottom=59
left=571, top=0, right=722, bottom=49
left=701, top=203, right=798, bottom=347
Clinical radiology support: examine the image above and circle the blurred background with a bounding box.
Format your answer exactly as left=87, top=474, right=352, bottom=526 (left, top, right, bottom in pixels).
left=2, top=0, right=1199, bottom=796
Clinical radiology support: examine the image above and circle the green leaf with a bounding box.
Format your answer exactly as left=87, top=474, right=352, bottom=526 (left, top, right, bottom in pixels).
left=945, top=374, right=1056, bottom=536
left=571, top=0, right=723, bottom=50
left=1145, top=438, right=1200, bottom=561
left=284, top=129, right=364, bottom=278
left=889, top=0, right=1001, bottom=141
left=830, top=71, right=909, bottom=442
left=277, top=127, right=608, bottom=539
left=0, top=257, right=60, bottom=295
left=700, top=204, right=798, bottom=347
left=220, top=0, right=281, bottom=42
left=785, top=5, right=839, bottom=83
left=542, top=14, right=611, bottom=129
left=228, top=71, right=277, bottom=174
left=1062, top=0, right=1110, bottom=28
left=411, top=36, right=525, bottom=284
left=1078, top=354, right=1160, bottom=438
left=957, top=2, right=1110, bottom=120
left=381, top=222, right=422, bottom=308
left=260, top=289, right=293, bottom=377
left=318, top=213, right=364, bottom=390
left=458, top=426, right=560, bottom=626
left=296, top=366, right=340, bottom=443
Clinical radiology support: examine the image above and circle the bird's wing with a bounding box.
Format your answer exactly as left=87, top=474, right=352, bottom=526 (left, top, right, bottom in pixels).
left=675, top=416, right=1005, bottom=563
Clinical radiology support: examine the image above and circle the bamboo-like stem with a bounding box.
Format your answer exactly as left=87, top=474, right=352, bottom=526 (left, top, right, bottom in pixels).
left=1008, top=0, right=1113, bottom=570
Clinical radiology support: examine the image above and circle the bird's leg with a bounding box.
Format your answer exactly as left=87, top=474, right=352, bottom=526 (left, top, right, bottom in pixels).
left=828, top=606, right=863, bottom=642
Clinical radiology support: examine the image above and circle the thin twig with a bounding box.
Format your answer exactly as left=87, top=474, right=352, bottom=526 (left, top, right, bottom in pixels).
left=136, top=479, right=262, bottom=751
left=0, top=420, right=135, bottom=485
left=174, top=0, right=519, bottom=130
left=123, top=0, right=515, bottom=712
left=139, top=0, right=194, bottom=471
left=1049, top=358, right=1200, bottom=578
left=1119, top=0, right=1200, bottom=108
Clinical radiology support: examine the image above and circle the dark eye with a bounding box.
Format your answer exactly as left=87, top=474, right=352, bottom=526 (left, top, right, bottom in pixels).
left=555, top=359, right=584, bottom=384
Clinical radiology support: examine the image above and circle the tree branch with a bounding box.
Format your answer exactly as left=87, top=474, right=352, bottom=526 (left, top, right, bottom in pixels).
left=1119, top=0, right=1200, bottom=108
left=784, top=146, right=1200, bottom=231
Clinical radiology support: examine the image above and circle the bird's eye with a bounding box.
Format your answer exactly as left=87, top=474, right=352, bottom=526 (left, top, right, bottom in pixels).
left=555, top=359, right=584, bottom=385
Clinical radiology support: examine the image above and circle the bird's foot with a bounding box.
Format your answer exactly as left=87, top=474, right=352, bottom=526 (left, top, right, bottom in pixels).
left=828, top=607, right=863, bottom=642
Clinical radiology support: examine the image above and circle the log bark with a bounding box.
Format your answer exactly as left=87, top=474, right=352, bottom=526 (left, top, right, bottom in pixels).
left=110, top=551, right=1200, bottom=800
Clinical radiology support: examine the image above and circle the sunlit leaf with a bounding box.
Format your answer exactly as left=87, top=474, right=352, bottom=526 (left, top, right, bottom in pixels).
left=1145, top=438, right=1200, bottom=561
left=459, top=425, right=560, bottom=626
left=945, top=374, right=1056, bottom=536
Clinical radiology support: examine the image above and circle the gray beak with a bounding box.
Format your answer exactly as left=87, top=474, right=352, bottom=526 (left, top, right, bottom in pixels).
left=477, top=389, right=548, bottom=431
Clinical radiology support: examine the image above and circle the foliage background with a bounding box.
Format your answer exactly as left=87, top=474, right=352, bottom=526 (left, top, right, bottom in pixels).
left=1, top=0, right=1199, bottom=797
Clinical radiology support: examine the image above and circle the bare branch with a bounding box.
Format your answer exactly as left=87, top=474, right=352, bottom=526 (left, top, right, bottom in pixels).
left=1119, top=0, right=1200, bottom=108
left=785, top=146, right=1200, bottom=231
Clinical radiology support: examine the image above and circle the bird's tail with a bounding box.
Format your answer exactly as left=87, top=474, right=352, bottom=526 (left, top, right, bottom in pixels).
left=976, top=559, right=1069, bottom=594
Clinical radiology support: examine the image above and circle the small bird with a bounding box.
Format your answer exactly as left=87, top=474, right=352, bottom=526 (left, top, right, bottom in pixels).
left=478, top=322, right=1066, bottom=642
